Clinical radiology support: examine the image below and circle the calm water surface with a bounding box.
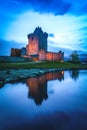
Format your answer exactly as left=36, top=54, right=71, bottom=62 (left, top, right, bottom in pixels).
left=0, top=70, right=87, bottom=130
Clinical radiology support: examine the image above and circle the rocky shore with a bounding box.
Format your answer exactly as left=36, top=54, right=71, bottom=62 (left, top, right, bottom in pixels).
left=0, top=68, right=63, bottom=88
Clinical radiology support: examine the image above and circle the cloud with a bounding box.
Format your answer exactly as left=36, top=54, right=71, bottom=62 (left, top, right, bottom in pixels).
left=21, top=0, right=72, bottom=15
left=67, top=1, right=87, bottom=16
left=79, top=27, right=87, bottom=31
left=0, top=0, right=71, bottom=15
left=1, top=0, right=87, bottom=17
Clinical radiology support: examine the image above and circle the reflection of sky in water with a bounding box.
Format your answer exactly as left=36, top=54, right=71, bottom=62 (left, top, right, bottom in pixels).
left=0, top=70, right=87, bottom=130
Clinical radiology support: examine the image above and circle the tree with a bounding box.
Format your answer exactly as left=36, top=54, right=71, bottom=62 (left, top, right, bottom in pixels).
left=69, top=70, right=79, bottom=81
left=70, top=51, right=80, bottom=63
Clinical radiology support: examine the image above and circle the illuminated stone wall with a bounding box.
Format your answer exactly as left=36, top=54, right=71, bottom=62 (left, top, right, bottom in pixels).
left=58, top=52, right=64, bottom=61
left=46, top=52, right=53, bottom=61
left=26, top=37, right=39, bottom=56
left=46, top=52, right=64, bottom=61
left=53, top=53, right=60, bottom=61
left=38, top=49, right=46, bottom=61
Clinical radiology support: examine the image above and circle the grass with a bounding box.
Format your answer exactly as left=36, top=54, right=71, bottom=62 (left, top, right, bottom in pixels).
left=0, top=61, right=87, bottom=70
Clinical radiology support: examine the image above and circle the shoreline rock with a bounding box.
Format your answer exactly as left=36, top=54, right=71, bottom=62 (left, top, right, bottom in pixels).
left=0, top=68, right=63, bottom=85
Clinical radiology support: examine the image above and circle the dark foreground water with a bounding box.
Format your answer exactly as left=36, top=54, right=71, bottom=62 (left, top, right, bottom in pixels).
left=0, top=70, right=87, bottom=130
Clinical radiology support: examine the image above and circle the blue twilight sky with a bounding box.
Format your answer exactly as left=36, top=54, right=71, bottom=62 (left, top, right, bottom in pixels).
left=0, top=0, right=87, bottom=52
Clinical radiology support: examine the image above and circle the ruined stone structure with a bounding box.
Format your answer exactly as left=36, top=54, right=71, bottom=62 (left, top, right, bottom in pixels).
left=11, top=48, right=21, bottom=56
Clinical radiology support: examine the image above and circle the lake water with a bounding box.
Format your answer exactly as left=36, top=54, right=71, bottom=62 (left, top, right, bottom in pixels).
left=0, top=70, right=87, bottom=130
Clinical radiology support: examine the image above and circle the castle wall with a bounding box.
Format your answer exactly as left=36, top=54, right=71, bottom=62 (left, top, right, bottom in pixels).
left=46, top=52, right=64, bottom=61
left=46, top=52, right=53, bottom=61
left=38, top=49, right=46, bottom=61
left=53, top=53, right=59, bottom=61
left=26, top=37, right=39, bottom=56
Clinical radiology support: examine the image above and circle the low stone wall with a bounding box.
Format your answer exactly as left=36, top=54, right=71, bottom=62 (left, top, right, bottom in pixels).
left=0, top=56, right=31, bottom=63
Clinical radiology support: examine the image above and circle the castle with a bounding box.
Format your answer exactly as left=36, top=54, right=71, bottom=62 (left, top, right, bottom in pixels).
left=11, top=27, right=64, bottom=61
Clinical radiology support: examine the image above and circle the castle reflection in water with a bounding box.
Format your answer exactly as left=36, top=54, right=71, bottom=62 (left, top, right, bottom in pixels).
left=26, top=71, right=64, bottom=106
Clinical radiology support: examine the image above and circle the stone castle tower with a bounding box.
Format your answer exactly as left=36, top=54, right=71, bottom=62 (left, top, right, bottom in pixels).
left=26, top=27, right=48, bottom=56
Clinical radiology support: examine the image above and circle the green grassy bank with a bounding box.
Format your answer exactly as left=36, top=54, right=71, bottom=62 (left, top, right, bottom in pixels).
left=0, top=61, right=87, bottom=70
